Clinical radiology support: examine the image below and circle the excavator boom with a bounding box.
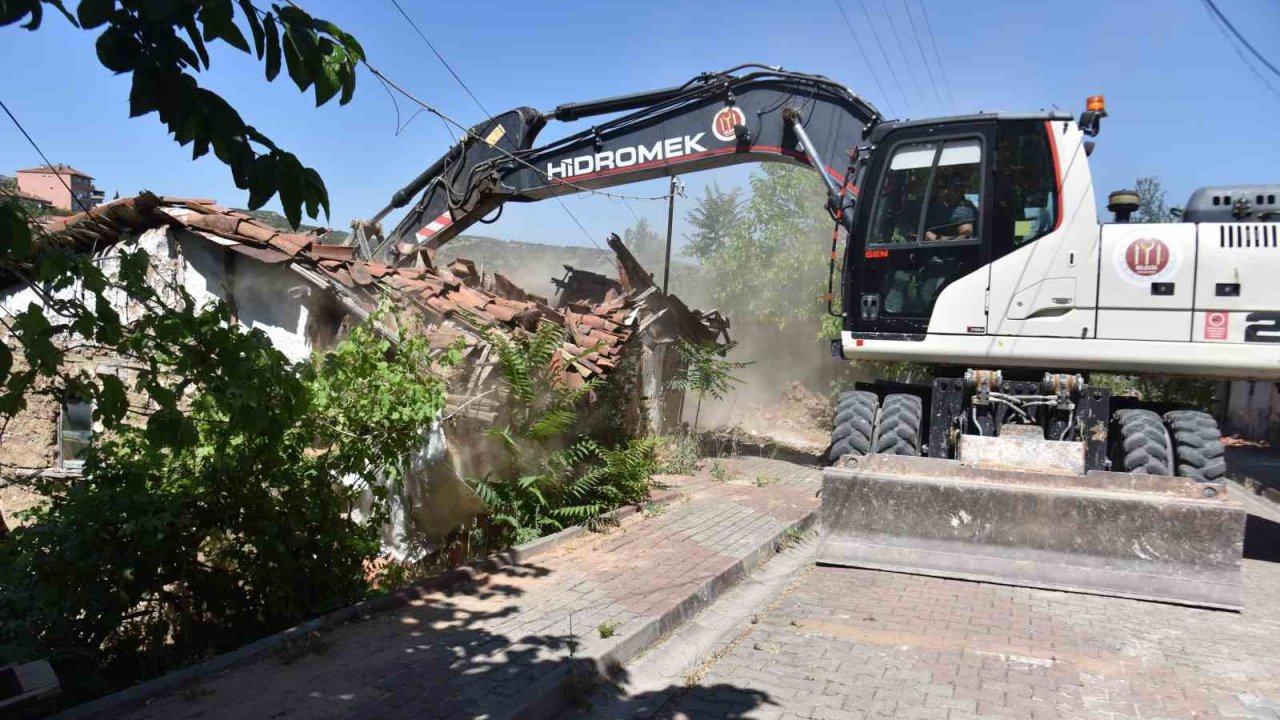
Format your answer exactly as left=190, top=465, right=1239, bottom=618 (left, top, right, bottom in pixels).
left=367, top=65, right=879, bottom=259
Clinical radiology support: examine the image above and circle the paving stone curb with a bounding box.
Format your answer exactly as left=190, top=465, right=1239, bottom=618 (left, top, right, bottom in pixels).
left=54, top=487, right=685, bottom=720
left=497, top=507, right=821, bottom=720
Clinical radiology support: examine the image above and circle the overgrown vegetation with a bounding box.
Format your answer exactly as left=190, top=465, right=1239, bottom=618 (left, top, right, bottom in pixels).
left=684, top=165, right=833, bottom=338
left=671, top=339, right=751, bottom=431
left=0, top=285, right=453, bottom=699
left=655, top=433, right=701, bottom=475
left=468, top=323, right=657, bottom=546
left=0, top=2, right=431, bottom=703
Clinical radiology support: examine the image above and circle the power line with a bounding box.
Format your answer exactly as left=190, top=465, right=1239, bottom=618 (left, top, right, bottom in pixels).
left=387, top=0, right=492, bottom=119
left=855, top=0, right=913, bottom=116
left=381, top=1, right=600, bottom=250
left=368, top=5, right=675, bottom=251
left=902, top=0, right=945, bottom=115
left=362, top=66, right=674, bottom=205
left=917, top=0, right=958, bottom=114
left=1201, top=0, right=1280, bottom=80
left=880, top=0, right=928, bottom=113
left=362, top=64, right=621, bottom=250
left=1200, top=0, right=1280, bottom=100
left=834, top=0, right=898, bottom=118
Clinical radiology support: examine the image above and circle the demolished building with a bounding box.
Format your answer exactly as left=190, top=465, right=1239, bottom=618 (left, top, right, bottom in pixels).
left=0, top=192, right=728, bottom=549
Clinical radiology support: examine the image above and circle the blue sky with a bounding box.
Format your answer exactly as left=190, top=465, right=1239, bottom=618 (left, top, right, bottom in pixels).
left=2, top=0, right=1278, bottom=253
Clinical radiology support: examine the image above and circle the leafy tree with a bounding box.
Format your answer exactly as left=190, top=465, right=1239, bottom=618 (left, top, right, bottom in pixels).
left=683, top=181, right=742, bottom=262
left=0, top=296, right=456, bottom=700
left=696, top=164, right=834, bottom=336
left=670, top=339, right=751, bottom=431
left=623, top=216, right=665, bottom=266
left=2, top=0, right=363, bottom=229
left=1135, top=176, right=1174, bottom=223
left=0, top=4, right=461, bottom=701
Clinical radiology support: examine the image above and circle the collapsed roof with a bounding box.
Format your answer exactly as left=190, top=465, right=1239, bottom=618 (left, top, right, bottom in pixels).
left=27, top=192, right=728, bottom=391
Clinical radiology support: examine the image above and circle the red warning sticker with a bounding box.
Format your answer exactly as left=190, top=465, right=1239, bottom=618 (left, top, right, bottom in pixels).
left=1205, top=311, right=1229, bottom=340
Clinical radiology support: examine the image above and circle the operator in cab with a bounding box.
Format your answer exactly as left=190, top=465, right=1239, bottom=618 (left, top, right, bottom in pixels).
left=924, top=171, right=977, bottom=241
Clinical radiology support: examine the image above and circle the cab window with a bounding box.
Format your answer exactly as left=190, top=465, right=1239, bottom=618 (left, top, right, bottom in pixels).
left=869, top=142, right=936, bottom=245
left=994, top=121, right=1058, bottom=249
left=869, top=138, right=983, bottom=246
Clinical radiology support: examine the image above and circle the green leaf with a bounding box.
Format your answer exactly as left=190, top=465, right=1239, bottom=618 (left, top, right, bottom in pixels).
left=282, top=29, right=313, bottom=92
left=263, top=14, right=281, bottom=81
left=339, top=67, right=355, bottom=106
left=76, top=0, right=114, bottom=29
left=0, top=341, right=11, bottom=385
left=0, top=201, right=33, bottom=259
left=312, top=44, right=341, bottom=106
left=128, top=69, right=159, bottom=117
left=200, top=0, right=250, bottom=54
left=247, top=154, right=277, bottom=210
left=302, top=168, right=327, bottom=219
left=95, top=26, right=140, bottom=73
left=239, top=0, right=265, bottom=57
left=96, top=374, right=127, bottom=428
left=276, top=157, right=303, bottom=229
left=183, top=16, right=210, bottom=69
left=12, top=304, right=59, bottom=375
left=146, top=407, right=197, bottom=449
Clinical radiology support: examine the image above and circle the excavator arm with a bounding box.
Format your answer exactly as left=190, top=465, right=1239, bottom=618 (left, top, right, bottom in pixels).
left=365, top=64, right=882, bottom=260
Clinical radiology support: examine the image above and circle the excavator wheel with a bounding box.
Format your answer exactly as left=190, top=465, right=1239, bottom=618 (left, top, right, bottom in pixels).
left=872, top=393, right=923, bottom=456
left=829, top=391, right=878, bottom=464
left=1111, top=408, right=1173, bottom=475
left=1164, top=410, right=1227, bottom=482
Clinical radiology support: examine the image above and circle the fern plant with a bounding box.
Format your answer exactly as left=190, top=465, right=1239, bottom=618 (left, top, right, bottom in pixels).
left=468, top=323, right=657, bottom=547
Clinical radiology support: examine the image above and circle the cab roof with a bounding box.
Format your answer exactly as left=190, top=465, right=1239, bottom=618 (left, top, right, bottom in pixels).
left=870, top=110, right=1074, bottom=142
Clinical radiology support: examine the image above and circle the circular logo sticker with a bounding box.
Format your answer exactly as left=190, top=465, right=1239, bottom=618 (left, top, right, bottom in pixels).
left=1114, top=236, right=1178, bottom=284
left=1125, top=238, right=1170, bottom=277
left=712, top=106, right=746, bottom=142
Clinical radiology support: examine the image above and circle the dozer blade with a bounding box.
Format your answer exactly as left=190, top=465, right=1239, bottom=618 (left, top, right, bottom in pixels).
left=818, top=454, right=1246, bottom=610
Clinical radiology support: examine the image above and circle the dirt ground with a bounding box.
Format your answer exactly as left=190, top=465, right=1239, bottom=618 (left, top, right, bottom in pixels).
left=707, top=381, right=833, bottom=457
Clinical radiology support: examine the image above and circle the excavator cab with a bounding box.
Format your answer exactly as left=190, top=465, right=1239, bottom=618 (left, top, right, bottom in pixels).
left=844, top=116, right=1061, bottom=338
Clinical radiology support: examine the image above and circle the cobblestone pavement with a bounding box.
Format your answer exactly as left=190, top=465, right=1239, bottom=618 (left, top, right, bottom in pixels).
left=594, top=487, right=1280, bottom=720
left=114, top=457, right=818, bottom=720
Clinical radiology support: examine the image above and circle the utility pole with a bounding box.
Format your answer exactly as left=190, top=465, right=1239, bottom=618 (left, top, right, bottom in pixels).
left=662, top=175, right=684, bottom=294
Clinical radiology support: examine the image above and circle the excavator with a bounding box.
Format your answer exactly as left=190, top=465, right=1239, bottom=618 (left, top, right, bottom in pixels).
left=355, top=64, right=1280, bottom=610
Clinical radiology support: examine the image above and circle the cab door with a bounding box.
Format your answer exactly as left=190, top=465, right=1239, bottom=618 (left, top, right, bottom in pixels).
left=847, top=122, right=994, bottom=337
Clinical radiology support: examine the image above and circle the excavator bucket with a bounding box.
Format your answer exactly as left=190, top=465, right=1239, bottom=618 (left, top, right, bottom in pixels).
left=818, top=454, right=1246, bottom=610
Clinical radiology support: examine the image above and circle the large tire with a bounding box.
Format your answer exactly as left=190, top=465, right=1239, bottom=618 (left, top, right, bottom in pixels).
left=829, top=391, right=878, bottom=464
left=1112, top=408, right=1172, bottom=475
left=872, top=393, right=923, bottom=456
left=1164, top=410, right=1227, bottom=482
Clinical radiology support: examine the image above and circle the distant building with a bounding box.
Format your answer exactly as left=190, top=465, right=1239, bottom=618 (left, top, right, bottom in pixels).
left=3, top=188, right=54, bottom=210
left=15, top=164, right=104, bottom=211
